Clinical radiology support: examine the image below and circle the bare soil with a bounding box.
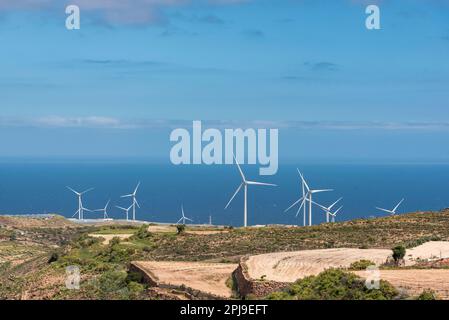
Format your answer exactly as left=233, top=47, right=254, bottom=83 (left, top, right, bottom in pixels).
left=133, top=261, right=237, bottom=298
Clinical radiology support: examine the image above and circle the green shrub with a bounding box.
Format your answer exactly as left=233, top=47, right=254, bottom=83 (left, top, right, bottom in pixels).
left=266, top=269, right=398, bottom=300
left=109, top=237, right=121, bottom=246
left=392, top=246, right=406, bottom=264
left=176, top=224, right=186, bottom=234
left=133, top=224, right=152, bottom=240
left=349, top=260, right=376, bottom=271
left=417, top=290, right=438, bottom=300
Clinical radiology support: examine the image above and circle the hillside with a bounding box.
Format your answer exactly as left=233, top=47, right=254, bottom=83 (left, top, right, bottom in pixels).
left=1, top=210, right=449, bottom=299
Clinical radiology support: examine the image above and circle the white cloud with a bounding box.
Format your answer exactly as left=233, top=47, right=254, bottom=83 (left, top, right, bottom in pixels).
left=2, top=116, right=449, bottom=131
left=0, top=0, right=247, bottom=25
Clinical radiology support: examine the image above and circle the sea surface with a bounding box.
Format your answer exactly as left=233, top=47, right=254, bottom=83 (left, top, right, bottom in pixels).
left=0, top=162, right=448, bottom=227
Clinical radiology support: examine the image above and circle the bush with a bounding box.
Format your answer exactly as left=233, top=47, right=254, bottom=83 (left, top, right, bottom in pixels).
left=392, top=246, right=406, bottom=264
left=48, top=252, right=60, bottom=264
left=417, top=290, right=438, bottom=300
left=349, top=260, right=376, bottom=271
left=176, top=224, right=186, bottom=234
left=133, top=224, right=152, bottom=240
left=109, top=237, right=121, bottom=246
left=266, top=269, right=398, bottom=300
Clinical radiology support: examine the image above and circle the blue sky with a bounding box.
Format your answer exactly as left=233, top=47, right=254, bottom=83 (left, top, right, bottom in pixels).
left=0, top=0, right=448, bottom=162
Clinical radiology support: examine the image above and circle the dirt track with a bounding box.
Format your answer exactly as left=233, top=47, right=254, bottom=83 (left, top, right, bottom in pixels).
left=355, top=269, right=449, bottom=299
left=133, top=261, right=237, bottom=298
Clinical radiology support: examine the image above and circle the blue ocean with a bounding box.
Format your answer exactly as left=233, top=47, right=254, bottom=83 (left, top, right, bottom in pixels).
left=0, top=162, right=448, bottom=227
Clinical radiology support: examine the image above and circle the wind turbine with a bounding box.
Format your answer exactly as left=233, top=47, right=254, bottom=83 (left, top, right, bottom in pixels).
left=299, top=171, right=333, bottom=226
left=94, top=200, right=111, bottom=220
left=121, top=182, right=140, bottom=221
left=312, top=197, right=343, bottom=223
left=67, top=186, right=94, bottom=220
left=116, top=205, right=132, bottom=221
left=177, top=205, right=193, bottom=225
left=376, top=198, right=404, bottom=215
left=225, top=156, right=277, bottom=227
left=329, top=206, right=343, bottom=223
left=285, top=169, right=308, bottom=226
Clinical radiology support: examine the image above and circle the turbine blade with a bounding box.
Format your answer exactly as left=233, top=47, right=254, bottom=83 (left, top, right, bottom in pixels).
left=285, top=196, right=304, bottom=213
left=246, top=181, right=277, bottom=187
left=233, top=154, right=246, bottom=182
left=295, top=198, right=306, bottom=217
left=298, top=170, right=310, bottom=192
left=225, top=183, right=243, bottom=209
left=333, top=206, right=343, bottom=215
left=310, top=200, right=328, bottom=211
left=121, top=194, right=133, bottom=198
left=329, top=197, right=343, bottom=210
left=134, top=198, right=141, bottom=209
left=376, top=207, right=393, bottom=214
left=116, top=206, right=127, bottom=211
left=105, top=200, right=111, bottom=209
left=177, top=218, right=183, bottom=224
left=81, top=188, right=94, bottom=195
left=310, top=189, right=333, bottom=194
left=133, top=182, right=141, bottom=195
left=67, top=186, right=80, bottom=195
left=185, top=217, right=193, bottom=222
left=393, top=198, right=405, bottom=212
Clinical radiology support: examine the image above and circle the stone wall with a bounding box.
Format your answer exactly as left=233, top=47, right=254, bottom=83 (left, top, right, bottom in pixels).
left=232, top=257, right=290, bottom=298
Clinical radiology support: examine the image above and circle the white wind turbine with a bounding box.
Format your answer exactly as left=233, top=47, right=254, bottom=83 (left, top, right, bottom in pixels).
left=376, top=198, right=404, bottom=215
left=116, top=204, right=133, bottom=221
left=121, top=182, right=141, bottom=221
left=299, top=171, right=332, bottom=226
left=225, top=156, right=277, bottom=227
left=312, top=197, right=343, bottom=223
left=177, top=205, right=193, bottom=225
left=67, top=186, right=94, bottom=220
left=329, top=206, right=343, bottom=223
left=94, top=200, right=111, bottom=220
left=285, top=169, right=308, bottom=226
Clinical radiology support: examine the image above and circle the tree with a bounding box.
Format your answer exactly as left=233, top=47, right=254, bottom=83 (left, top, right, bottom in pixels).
left=176, top=224, right=186, bottom=234
left=392, top=246, right=406, bottom=265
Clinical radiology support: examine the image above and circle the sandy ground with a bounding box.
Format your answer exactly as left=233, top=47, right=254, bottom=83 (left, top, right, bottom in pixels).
left=133, top=261, right=237, bottom=298
left=246, top=248, right=392, bottom=283
left=147, top=225, right=177, bottom=233
left=405, top=241, right=449, bottom=265
left=89, top=234, right=133, bottom=245
left=355, top=269, right=449, bottom=299
left=246, top=242, right=449, bottom=283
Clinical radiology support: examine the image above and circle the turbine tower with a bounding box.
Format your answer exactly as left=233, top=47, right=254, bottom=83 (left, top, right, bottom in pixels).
left=116, top=205, right=132, bottom=221
left=299, top=171, right=332, bottom=226
left=94, top=200, right=110, bottom=220
left=121, top=182, right=140, bottom=221
left=67, top=186, right=94, bottom=220
left=177, top=205, right=193, bottom=225
left=376, top=198, right=404, bottom=215
left=225, top=156, right=276, bottom=227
